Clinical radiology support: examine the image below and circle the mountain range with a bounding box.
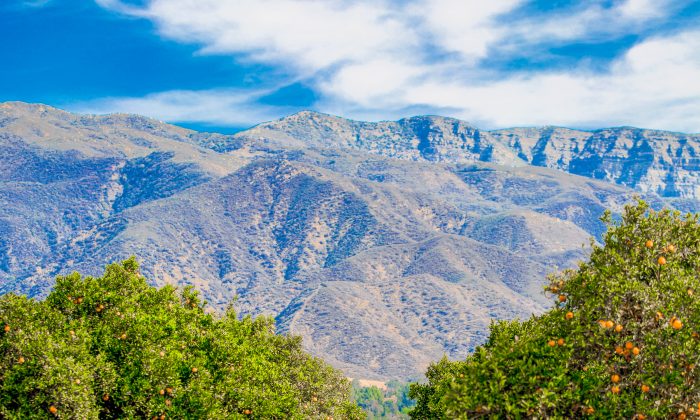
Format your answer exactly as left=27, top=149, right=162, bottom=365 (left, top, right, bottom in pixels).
left=1, top=101, right=696, bottom=380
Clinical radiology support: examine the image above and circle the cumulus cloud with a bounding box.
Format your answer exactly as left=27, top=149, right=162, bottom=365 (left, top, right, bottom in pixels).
left=93, top=0, right=700, bottom=132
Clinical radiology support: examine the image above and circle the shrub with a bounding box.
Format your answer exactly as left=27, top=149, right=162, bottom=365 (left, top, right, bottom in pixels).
left=410, top=200, right=700, bottom=418
left=0, top=258, right=363, bottom=419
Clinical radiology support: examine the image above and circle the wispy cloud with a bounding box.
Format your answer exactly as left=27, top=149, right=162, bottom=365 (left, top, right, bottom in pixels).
left=72, top=88, right=297, bottom=127
left=93, top=0, right=700, bottom=132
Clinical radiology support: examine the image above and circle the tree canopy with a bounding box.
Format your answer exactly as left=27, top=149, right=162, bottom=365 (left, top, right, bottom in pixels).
left=410, top=201, right=700, bottom=419
left=0, top=258, right=363, bottom=419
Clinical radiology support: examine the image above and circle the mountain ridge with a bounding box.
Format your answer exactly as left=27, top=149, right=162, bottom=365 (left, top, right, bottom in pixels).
left=0, top=101, right=693, bottom=380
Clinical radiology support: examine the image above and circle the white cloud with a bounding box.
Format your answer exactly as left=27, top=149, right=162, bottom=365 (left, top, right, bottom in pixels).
left=94, top=0, right=700, bottom=132
left=71, top=89, right=295, bottom=127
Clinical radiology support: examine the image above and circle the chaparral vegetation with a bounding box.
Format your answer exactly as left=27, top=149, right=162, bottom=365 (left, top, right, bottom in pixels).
left=410, top=201, right=700, bottom=419
left=0, top=258, right=363, bottom=419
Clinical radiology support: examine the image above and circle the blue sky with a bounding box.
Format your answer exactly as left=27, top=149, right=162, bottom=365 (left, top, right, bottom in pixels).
left=2, top=0, right=700, bottom=132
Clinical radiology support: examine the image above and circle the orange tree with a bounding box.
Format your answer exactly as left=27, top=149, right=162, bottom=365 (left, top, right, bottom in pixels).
left=409, top=200, right=700, bottom=419
left=0, top=258, right=363, bottom=419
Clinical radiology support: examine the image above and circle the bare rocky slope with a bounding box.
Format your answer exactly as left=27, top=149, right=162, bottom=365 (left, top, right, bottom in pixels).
left=0, top=102, right=690, bottom=380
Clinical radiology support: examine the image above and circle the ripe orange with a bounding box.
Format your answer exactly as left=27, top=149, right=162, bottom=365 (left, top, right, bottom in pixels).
left=165, top=399, right=171, bottom=406
left=672, top=319, right=683, bottom=330
left=557, top=338, right=565, bottom=346
left=18, top=356, right=25, bottom=364
left=614, top=324, right=623, bottom=332
left=615, top=346, right=624, bottom=355
left=667, top=244, right=676, bottom=253
left=625, top=342, right=634, bottom=350
left=103, top=394, right=109, bottom=401
left=611, top=374, right=620, bottom=383
left=159, top=389, right=165, bottom=395
left=645, top=240, right=653, bottom=248
left=638, top=415, right=646, bottom=420
left=565, top=311, right=574, bottom=320
left=632, top=347, right=640, bottom=356
left=120, top=333, right=127, bottom=340
left=77, top=297, right=83, bottom=304
left=49, top=405, right=57, bottom=415
left=611, top=385, right=620, bottom=394
left=679, top=413, right=687, bottom=420
left=166, top=387, right=173, bottom=394
left=160, top=415, right=166, bottom=420
left=3, top=324, right=9, bottom=332
left=243, top=409, right=252, bottom=415
left=688, top=288, right=694, bottom=297
left=605, top=320, right=614, bottom=329
left=656, top=311, right=664, bottom=320
left=548, top=340, right=556, bottom=347
left=585, top=406, right=595, bottom=415
left=159, top=351, right=165, bottom=357
left=191, top=367, right=198, bottom=373
left=658, top=256, right=667, bottom=265
left=641, top=384, right=650, bottom=393
left=558, top=294, right=567, bottom=303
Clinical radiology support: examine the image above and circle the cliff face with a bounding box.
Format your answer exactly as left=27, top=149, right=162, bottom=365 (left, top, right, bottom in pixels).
left=239, top=112, right=700, bottom=199
left=0, top=102, right=687, bottom=380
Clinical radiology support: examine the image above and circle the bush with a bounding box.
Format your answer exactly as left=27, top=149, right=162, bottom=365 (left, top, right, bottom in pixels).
left=410, top=201, right=700, bottom=418
left=0, top=258, right=363, bottom=419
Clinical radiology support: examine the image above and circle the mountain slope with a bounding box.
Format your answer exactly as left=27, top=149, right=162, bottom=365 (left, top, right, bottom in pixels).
left=0, top=102, right=684, bottom=379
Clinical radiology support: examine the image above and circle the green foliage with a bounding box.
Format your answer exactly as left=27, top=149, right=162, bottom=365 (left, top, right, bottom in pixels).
left=0, top=258, right=363, bottom=419
left=409, top=200, right=700, bottom=419
left=352, top=380, right=415, bottom=419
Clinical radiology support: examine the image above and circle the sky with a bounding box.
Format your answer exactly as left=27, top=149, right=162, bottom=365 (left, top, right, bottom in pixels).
left=2, top=0, right=700, bottom=133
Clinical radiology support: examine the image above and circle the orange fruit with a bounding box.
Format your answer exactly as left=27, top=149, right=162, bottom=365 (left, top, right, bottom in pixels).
left=565, top=311, right=574, bottom=320
left=615, top=346, right=624, bottom=355
left=638, top=415, right=646, bottom=420
left=645, top=240, right=653, bottom=248
left=159, top=351, right=165, bottom=357
left=166, top=387, right=173, bottom=394
left=3, top=324, right=9, bottom=332
left=120, top=333, right=127, bottom=340
left=165, top=399, right=171, bottom=406
left=191, top=367, right=198, bottom=373
left=632, top=347, right=640, bottom=355
left=548, top=340, right=556, bottom=347
left=160, top=415, right=166, bottom=420
left=611, top=385, right=620, bottom=394
left=605, top=320, right=614, bottom=329
left=625, top=342, right=634, bottom=350
left=77, top=297, right=83, bottom=304
left=611, top=374, right=620, bottom=383
left=18, top=356, right=25, bottom=364
left=658, top=256, right=667, bottom=265
left=679, top=413, right=687, bottom=420
left=49, top=405, right=57, bottom=415
left=558, top=295, right=567, bottom=303
left=656, top=311, right=664, bottom=319
left=667, top=244, right=676, bottom=253
left=641, top=384, right=650, bottom=393
left=672, top=319, right=683, bottom=330
left=557, top=338, right=565, bottom=346
left=688, top=288, right=694, bottom=296
left=614, top=324, right=623, bottom=332
left=159, top=389, right=165, bottom=395
left=586, top=406, right=595, bottom=414
left=243, top=409, right=252, bottom=415
left=103, top=394, right=109, bottom=401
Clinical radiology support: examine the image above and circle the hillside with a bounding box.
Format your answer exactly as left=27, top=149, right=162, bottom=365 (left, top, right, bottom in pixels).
left=0, top=102, right=687, bottom=380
